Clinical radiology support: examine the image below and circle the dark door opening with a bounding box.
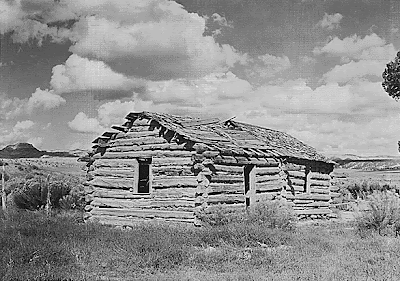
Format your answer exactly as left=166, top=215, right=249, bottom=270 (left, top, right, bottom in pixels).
left=244, top=165, right=255, bottom=207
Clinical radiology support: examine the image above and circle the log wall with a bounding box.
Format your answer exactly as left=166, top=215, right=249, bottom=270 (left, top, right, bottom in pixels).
left=85, top=117, right=197, bottom=225
left=282, top=161, right=334, bottom=219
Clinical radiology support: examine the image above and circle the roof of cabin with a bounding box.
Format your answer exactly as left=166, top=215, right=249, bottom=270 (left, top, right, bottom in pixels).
left=96, top=111, right=330, bottom=163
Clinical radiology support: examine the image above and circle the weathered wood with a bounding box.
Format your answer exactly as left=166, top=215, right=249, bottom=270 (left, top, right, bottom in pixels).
left=309, top=172, right=331, bottom=181
left=207, top=183, right=244, bottom=194
left=91, top=208, right=195, bottom=219
left=88, top=177, right=134, bottom=189
left=288, top=178, right=305, bottom=186
left=210, top=174, right=244, bottom=184
left=256, top=182, right=283, bottom=192
left=115, top=130, right=160, bottom=139
left=95, top=150, right=194, bottom=159
left=204, top=203, right=246, bottom=213
left=94, top=159, right=139, bottom=169
left=152, top=176, right=198, bottom=188
left=310, top=179, right=330, bottom=187
left=255, top=192, right=281, bottom=201
left=293, top=208, right=332, bottom=215
left=107, top=143, right=188, bottom=153
left=285, top=185, right=305, bottom=192
left=214, top=157, right=279, bottom=167
left=91, top=197, right=195, bottom=209
left=287, top=170, right=306, bottom=179
left=255, top=167, right=281, bottom=176
left=286, top=193, right=331, bottom=201
left=152, top=157, right=193, bottom=166
left=110, top=137, right=168, bottom=146
left=152, top=188, right=197, bottom=198
left=310, top=187, right=330, bottom=194
left=152, top=166, right=193, bottom=176
left=255, top=174, right=281, bottom=183
left=92, top=188, right=151, bottom=199
left=91, top=169, right=135, bottom=178
left=131, top=118, right=152, bottom=126
left=92, top=215, right=194, bottom=226
left=213, top=164, right=244, bottom=174
left=330, top=192, right=341, bottom=198
left=293, top=202, right=330, bottom=208
left=207, top=194, right=245, bottom=204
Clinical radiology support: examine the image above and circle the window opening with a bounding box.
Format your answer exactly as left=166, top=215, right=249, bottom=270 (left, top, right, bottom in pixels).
left=137, top=158, right=151, bottom=193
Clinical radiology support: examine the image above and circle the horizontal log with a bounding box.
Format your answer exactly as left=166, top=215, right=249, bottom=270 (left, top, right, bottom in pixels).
left=90, top=215, right=194, bottom=226
left=210, top=174, right=244, bottom=184
left=95, top=150, right=194, bottom=159
left=152, top=188, right=197, bottom=198
left=88, top=177, right=134, bottom=189
left=213, top=157, right=279, bottom=167
left=152, top=166, right=193, bottom=176
left=256, top=182, right=283, bottom=192
left=310, top=179, right=330, bottom=187
left=286, top=193, right=331, bottom=201
left=93, top=159, right=138, bottom=169
left=207, top=194, right=245, bottom=204
left=330, top=192, right=341, bottom=198
left=285, top=185, right=305, bottom=192
left=115, top=130, right=160, bottom=139
left=255, top=174, right=282, bottom=183
left=152, top=176, right=198, bottom=188
left=213, top=164, right=244, bottom=174
left=309, top=172, right=331, bottom=181
left=110, top=136, right=168, bottom=146
left=91, top=197, right=195, bottom=209
left=207, top=183, right=244, bottom=195
left=91, top=168, right=135, bottom=178
left=288, top=178, right=305, bottom=186
left=107, top=143, right=188, bottom=153
left=310, top=187, right=329, bottom=194
left=255, top=167, right=281, bottom=176
left=91, top=207, right=195, bottom=219
left=203, top=204, right=246, bottom=213
left=152, top=157, right=193, bottom=166
left=92, top=188, right=151, bottom=199
left=287, top=170, right=305, bottom=179
left=293, top=200, right=314, bottom=204
left=296, top=202, right=330, bottom=208
left=330, top=186, right=340, bottom=192
left=293, top=208, right=332, bottom=215
left=255, top=192, right=281, bottom=201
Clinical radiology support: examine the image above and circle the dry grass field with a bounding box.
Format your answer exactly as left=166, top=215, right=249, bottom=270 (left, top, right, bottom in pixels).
left=2, top=159, right=400, bottom=280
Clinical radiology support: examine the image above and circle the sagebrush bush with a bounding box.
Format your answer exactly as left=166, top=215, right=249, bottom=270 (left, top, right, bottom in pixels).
left=355, top=191, right=400, bottom=236
left=11, top=173, right=85, bottom=211
left=348, top=181, right=395, bottom=200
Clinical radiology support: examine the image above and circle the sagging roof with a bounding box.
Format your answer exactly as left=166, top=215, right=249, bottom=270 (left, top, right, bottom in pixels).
left=95, top=111, right=329, bottom=163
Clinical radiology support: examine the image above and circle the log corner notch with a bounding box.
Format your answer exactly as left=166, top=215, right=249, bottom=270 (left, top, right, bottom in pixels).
left=84, top=111, right=337, bottom=226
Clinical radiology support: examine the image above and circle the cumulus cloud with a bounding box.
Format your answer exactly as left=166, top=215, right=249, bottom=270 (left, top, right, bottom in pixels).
left=322, top=60, right=384, bottom=83
left=0, top=120, right=37, bottom=146
left=246, top=54, right=291, bottom=79
left=68, top=100, right=136, bottom=133
left=317, top=13, right=343, bottom=30
left=211, top=13, right=233, bottom=28
left=68, top=112, right=105, bottom=134
left=313, top=33, right=386, bottom=59
left=26, top=88, right=66, bottom=112
left=50, top=54, right=143, bottom=99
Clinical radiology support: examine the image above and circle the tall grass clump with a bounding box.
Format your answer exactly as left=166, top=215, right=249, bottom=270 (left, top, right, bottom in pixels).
left=197, top=200, right=297, bottom=248
left=355, top=191, right=400, bottom=236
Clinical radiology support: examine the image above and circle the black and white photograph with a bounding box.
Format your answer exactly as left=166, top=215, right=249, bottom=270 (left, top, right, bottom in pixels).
left=1, top=0, right=400, bottom=280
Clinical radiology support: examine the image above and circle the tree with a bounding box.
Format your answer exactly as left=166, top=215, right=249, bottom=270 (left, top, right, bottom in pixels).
left=382, top=51, right=400, bottom=100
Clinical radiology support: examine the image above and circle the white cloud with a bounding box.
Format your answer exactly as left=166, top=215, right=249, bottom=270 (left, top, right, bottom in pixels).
left=317, top=13, right=343, bottom=30
left=246, top=54, right=291, bottom=79
left=26, top=88, right=66, bottom=112
left=322, top=60, right=384, bottom=83
left=50, top=54, right=142, bottom=99
left=313, top=33, right=386, bottom=59
left=0, top=120, right=37, bottom=146
left=211, top=13, right=233, bottom=28
left=299, top=55, right=317, bottom=64
left=68, top=112, right=105, bottom=134
left=97, top=100, right=136, bottom=126
left=27, top=137, right=43, bottom=148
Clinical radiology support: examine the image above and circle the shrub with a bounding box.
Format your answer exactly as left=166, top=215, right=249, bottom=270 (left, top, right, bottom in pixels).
left=246, top=200, right=297, bottom=231
left=355, top=191, right=400, bottom=236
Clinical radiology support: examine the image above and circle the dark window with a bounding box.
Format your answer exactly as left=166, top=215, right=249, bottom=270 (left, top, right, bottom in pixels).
left=138, top=158, right=151, bottom=193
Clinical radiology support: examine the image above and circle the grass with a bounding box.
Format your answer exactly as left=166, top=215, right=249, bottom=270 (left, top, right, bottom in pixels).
left=2, top=209, right=400, bottom=280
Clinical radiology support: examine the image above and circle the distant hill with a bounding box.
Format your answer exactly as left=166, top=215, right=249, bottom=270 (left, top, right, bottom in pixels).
left=326, top=153, right=400, bottom=171
left=0, top=143, right=89, bottom=159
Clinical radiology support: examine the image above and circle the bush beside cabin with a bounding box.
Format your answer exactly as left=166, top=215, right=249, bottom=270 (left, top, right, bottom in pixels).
left=80, top=111, right=335, bottom=226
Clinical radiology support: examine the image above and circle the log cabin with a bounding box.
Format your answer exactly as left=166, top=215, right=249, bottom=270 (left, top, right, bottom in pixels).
left=81, top=111, right=335, bottom=226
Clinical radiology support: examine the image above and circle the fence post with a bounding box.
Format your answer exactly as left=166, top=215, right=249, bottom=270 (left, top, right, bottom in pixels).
left=45, top=174, right=51, bottom=216
left=1, top=160, right=6, bottom=213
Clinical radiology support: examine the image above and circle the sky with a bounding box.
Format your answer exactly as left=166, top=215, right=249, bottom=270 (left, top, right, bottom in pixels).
left=0, top=0, right=400, bottom=156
